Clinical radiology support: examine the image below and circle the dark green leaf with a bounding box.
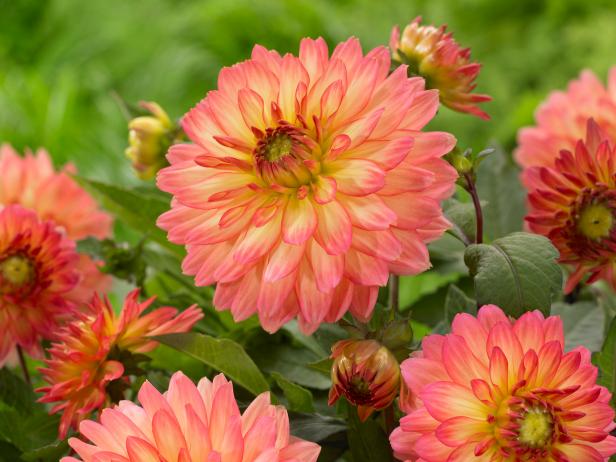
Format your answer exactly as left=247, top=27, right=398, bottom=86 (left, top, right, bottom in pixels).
left=444, top=198, right=480, bottom=244
left=20, top=439, right=69, bottom=462
left=271, top=372, right=314, bottom=413
left=347, top=406, right=393, bottom=462
left=75, top=177, right=181, bottom=256
left=155, top=332, right=269, bottom=396
left=444, top=284, right=477, bottom=324
left=0, top=369, right=34, bottom=414
left=551, top=301, right=605, bottom=352
left=475, top=144, right=526, bottom=240
left=307, top=358, right=333, bottom=376
left=464, top=232, right=562, bottom=317
left=399, top=271, right=460, bottom=311
left=593, top=316, right=616, bottom=407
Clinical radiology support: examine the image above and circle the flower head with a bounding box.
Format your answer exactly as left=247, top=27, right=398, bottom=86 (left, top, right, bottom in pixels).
left=390, top=17, right=491, bottom=120
left=37, top=289, right=203, bottom=438
left=524, top=119, right=616, bottom=293
left=516, top=67, right=616, bottom=172
left=126, top=101, right=178, bottom=180
left=157, top=37, right=457, bottom=334
left=328, top=339, right=400, bottom=420
left=389, top=305, right=616, bottom=461
left=62, top=371, right=320, bottom=462
left=0, top=205, right=85, bottom=364
left=0, top=144, right=112, bottom=240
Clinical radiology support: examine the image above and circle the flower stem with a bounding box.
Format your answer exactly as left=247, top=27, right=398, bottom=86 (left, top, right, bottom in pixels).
left=464, top=173, right=484, bottom=244
left=388, top=274, right=399, bottom=320
left=16, top=345, right=31, bottom=387
left=383, top=404, right=396, bottom=436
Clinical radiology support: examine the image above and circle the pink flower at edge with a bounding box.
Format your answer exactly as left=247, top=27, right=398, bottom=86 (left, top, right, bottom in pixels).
left=389, top=305, right=616, bottom=462
left=157, top=37, right=457, bottom=335
left=62, top=371, right=320, bottom=462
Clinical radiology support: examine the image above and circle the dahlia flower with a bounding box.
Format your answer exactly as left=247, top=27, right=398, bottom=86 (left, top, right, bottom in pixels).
left=62, top=371, right=320, bottom=462
left=38, top=289, right=203, bottom=438
left=525, top=120, right=616, bottom=293
left=157, top=37, right=457, bottom=334
left=328, top=339, right=400, bottom=420
left=389, top=305, right=616, bottom=461
left=0, top=205, right=85, bottom=364
left=0, top=144, right=112, bottom=240
left=516, top=67, right=616, bottom=172
left=390, top=17, right=491, bottom=120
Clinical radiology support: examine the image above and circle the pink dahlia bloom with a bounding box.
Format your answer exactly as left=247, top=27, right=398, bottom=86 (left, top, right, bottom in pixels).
left=38, top=290, right=203, bottom=438
left=63, top=371, right=321, bottom=462
left=0, top=144, right=113, bottom=240
left=389, top=305, right=616, bottom=461
left=158, top=37, right=457, bottom=334
left=515, top=67, right=616, bottom=174
left=0, top=205, right=88, bottom=364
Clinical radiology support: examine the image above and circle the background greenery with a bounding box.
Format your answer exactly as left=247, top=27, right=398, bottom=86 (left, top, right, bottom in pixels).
left=2, top=0, right=616, bottom=182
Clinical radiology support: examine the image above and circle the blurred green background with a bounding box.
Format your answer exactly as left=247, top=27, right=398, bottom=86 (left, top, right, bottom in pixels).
left=1, top=0, right=616, bottom=182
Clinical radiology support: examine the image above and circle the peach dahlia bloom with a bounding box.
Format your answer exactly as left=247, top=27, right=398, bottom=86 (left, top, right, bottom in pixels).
left=0, top=205, right=86, bottom=364
left=158, top=37, right=457, bottom=334
left=525, top=120, right=616, bottom=293
left=389, top=305, right=616, bottom=462
left=515, top=67, right=616, bottom=173
left=390, top=17, right=491, bottom=120
left=63, top=371, right=320, bottom=462
left=38, top=289, right=203, bottom=438
left=0, top=144, right=112, bottom=240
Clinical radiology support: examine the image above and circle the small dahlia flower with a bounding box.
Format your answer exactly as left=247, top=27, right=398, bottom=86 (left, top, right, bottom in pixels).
left=389, top=305, right=616, bottom=462
left=328, top=339, right=400, bottom=420
left=38, top=289, right=203, bottom=438
left=0, top=144, right=112, bottom=240
left=516, top=67, right=616, bottom=172
left=126, top=101, right=179, bottom=180
left=158, top=37, right=457, bottom=334
left=525, top=119, right=616, bottom=293
left=62, top=371, right=320, bottom=462
left=0, top=205, right=84, bottom=364
left=390, top=17, right=491, bottom=120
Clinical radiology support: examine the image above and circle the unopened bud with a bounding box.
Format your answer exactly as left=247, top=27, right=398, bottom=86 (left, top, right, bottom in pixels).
left=328, top=339, right=400, bottom=421
left=125, top=102, right=177, bottom=180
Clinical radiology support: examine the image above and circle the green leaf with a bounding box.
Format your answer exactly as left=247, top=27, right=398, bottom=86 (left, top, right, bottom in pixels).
left=347, top=406, right=394, bottom=462
left=444, top=198, right=481, bottom=244
left=399, top=271, right=460, bottom=311
left=464, top=232, right=562, bottom=317
left=475, top=144, right=526, bottom=240
left=444, top=284, right=477, bottom=324
left=594, top=316, right=616, bottom=407
left=307, top=357, right=333, bottom=376
left=289, top=413, right=347, bottom=443
left=271, top=372, right=314, bottom=413
left=76, top=177, right=181, bottom=256
left=551, top=301, right=605, bottom=352
left=0, top=369, right=34, bottom=414
left=20, top=440, right=69, bottom=462
left=155, top=332, right=269, bottom=396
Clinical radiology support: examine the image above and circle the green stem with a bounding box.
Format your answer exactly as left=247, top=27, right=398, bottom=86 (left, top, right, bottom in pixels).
left=383, top=404, right=396, bottom=436
left=389, top=274, right=399, bottom=320
left=16, top=345, right=31, bottom=387
left=464, top=173, right=484, bottom=244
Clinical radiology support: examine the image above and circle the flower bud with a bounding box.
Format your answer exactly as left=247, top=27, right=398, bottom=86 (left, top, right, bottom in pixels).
left=390, top=17, right=491, bottom=120
left=125, top=102, right=177, bottom=180
left=328, top=339, right=400, bottom=421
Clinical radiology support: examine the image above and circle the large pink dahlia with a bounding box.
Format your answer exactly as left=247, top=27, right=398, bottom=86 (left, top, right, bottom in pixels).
left=389, top=305, right=616, bottom=461
left=63, top=371, right=320, bottom=462
left=515, top=67, right=616, bottom=174
left=157, top=37, right=457, bottom=334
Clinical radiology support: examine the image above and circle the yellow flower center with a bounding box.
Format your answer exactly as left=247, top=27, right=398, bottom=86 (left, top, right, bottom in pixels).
left=577, top=203, right=613, bottom=240
left=518, top=409, right=553, bottom=448
left=0, top=254, right=35, bottom=288
left=263, top=133, right=293, bottom=162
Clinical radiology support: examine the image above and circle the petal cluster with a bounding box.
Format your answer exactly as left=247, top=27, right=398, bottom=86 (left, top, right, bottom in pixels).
left=38, top=289, right=203, bottom=438
left=389, top=305, right=616, bottom=462
left=0, top=205, right=84, bottom=364
left=0, top=144, right=113, bottom=240
left=157, top=37, right=457, bottom=334
left=390, top=17, right=491, bottom=120
left=525, top=120, right=616, bottom=292
left=516, top=67, right=616, bottom=172
left=328, top=339, right=400, bottom=420
left=63, top=371, right=320, bottom=462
